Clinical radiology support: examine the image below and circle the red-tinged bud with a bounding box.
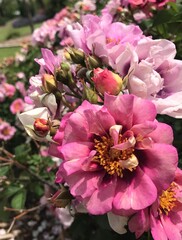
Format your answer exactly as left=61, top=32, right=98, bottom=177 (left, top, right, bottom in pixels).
left=33, top=118, right=50, bottom=137
left=42, top=74, right=57, bottom=93
left=92, top=68, right=123, bottom=95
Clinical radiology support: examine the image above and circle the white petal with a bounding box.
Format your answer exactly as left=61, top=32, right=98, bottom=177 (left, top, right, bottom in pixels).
left=107, top=212, right=128, bottom=234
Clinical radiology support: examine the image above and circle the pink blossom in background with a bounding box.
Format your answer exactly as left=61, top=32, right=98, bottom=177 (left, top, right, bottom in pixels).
left=68, top=14, right=144, bottom=69
left=32, top=8, right=75, bottom=48
left=74, top=0, right=96, bottom=12
left=40, top=146, right=49, bottom=157
left=120, top=0, right=175, bottom=7
left=101, top=0, right=121, bottom=16
left=0, top=121, right=16, bottom=141
left=52, top=94, right=178, bottom=216
left=0, top=74, right=6, bottom=83
left=10, top=98, right=25, bottom=114
left=15, top=81, right=26, bottom=96
left=0, top=85, right=6, bottom=102
left=16, top=72, right=25, bottom=79
left=129, top=168, right=182, bottom=240
left=2, top=83, right=16, bottom=98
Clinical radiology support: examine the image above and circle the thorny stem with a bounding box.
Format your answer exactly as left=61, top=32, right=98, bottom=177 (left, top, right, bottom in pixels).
left=0, top=148, right=58, bottom=191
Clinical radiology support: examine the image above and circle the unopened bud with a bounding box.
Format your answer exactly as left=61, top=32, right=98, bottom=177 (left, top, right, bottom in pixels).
left=42, top=74, right=57, bottom=93
left=92, top=68, right=123, bottom=95
left=33, top=118, right=50, bottom=137
left=50, top=119, right=60, bottom=136
left=66, top=47, right=85, bottom=64
left=83, top=84, right=98, bottom=103
left=85, top=55, right=102, bottom=69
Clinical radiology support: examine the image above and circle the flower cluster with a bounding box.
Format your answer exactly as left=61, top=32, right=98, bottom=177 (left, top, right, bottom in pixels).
left=19, top=7, right=182, bottom=240
left=32, top=1, right=96, bottom=48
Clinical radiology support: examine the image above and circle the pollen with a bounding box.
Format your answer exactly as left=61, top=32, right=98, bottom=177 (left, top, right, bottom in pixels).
left=158, top=182, right=178, bottom=215
left=93, top=135, right=135, bottom=177
left=106, top=37, right=120, bottom=45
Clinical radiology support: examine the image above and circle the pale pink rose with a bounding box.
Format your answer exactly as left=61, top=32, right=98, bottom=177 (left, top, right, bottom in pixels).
left=129, top=168, right=182, bottom=240
left=52, top=94, right=178, bottom=216
left=127, top=38, right=182, bottom=118
left=67, top=14, right=144, bottom=68
left=10, top=98, right=25, bottom=114
left=0, top=121, right=16, bottom=141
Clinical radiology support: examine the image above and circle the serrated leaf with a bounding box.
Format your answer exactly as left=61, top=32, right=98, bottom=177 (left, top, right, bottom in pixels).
left=11, top=189, right=27, bottom=209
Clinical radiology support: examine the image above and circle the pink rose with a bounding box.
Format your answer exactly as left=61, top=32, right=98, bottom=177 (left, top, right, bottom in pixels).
left=52, top=94, right=178, bottom=216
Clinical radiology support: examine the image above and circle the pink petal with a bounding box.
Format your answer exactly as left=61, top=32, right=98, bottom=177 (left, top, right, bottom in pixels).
left=85, top=176, right=117, bottom=214
left=128, top=209, right=150, bottom=238
left=161, top=214, right=182, bottom=240
left=150, top=213, right=168, bottom=240
left=113, top=167, right=157, bottom=212
left=104, top=93, right=134, bottom=129
left=63, top=112, right=89, bottom=143
left=148, top=121, right=173, bottom=144
left=140, top=143, right=178, bottom=191
left=131, top=121, right=157, bottom=137
left=67, top=171, right=101, bottom=199
left=133, top=96, right=157, bottom=125
left=83, top=107, right=115, bottom=135
left=61, top=142, right=93, bottom=160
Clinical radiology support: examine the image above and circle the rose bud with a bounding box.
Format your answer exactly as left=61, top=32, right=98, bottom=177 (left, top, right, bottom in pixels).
left=66, top=47, right=85, bottom=64
left=92, top=68, right=123, bottom=95
left=33, top=118, right=50, bottom=137
left=42, top=74, right=57, bottom=93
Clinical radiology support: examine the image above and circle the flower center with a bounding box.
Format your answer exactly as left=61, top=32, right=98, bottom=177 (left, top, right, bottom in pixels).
left=2, top=127, right=10, bottom=136
left=106, top=37, right=120, bottom=45
left=93, top=134, right=137, bottom=177
left=158, top=182, right=178, bottom=215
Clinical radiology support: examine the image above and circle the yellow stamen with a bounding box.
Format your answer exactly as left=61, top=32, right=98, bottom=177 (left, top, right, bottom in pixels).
left=106, top=37, right=120, bottom=45
left=159, top=182, right=178, bottom=215
left=93, top=135, right=137, bottom=177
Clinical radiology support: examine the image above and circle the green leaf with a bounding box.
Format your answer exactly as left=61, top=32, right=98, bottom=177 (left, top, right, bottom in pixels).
left=0, top=166, right=10, bottom=176
left=3, top=186, right=21, bottom=199
left=11, top=189, right=27, bottom=209
left=153, top=10, right=173, bottom=26
left=15, top=144, right=31, bottom=162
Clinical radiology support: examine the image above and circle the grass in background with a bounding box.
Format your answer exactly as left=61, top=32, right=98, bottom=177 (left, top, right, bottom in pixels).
left=0, top=47, right=20, bottom=60
left=0, top=21, right=42, bottom=42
